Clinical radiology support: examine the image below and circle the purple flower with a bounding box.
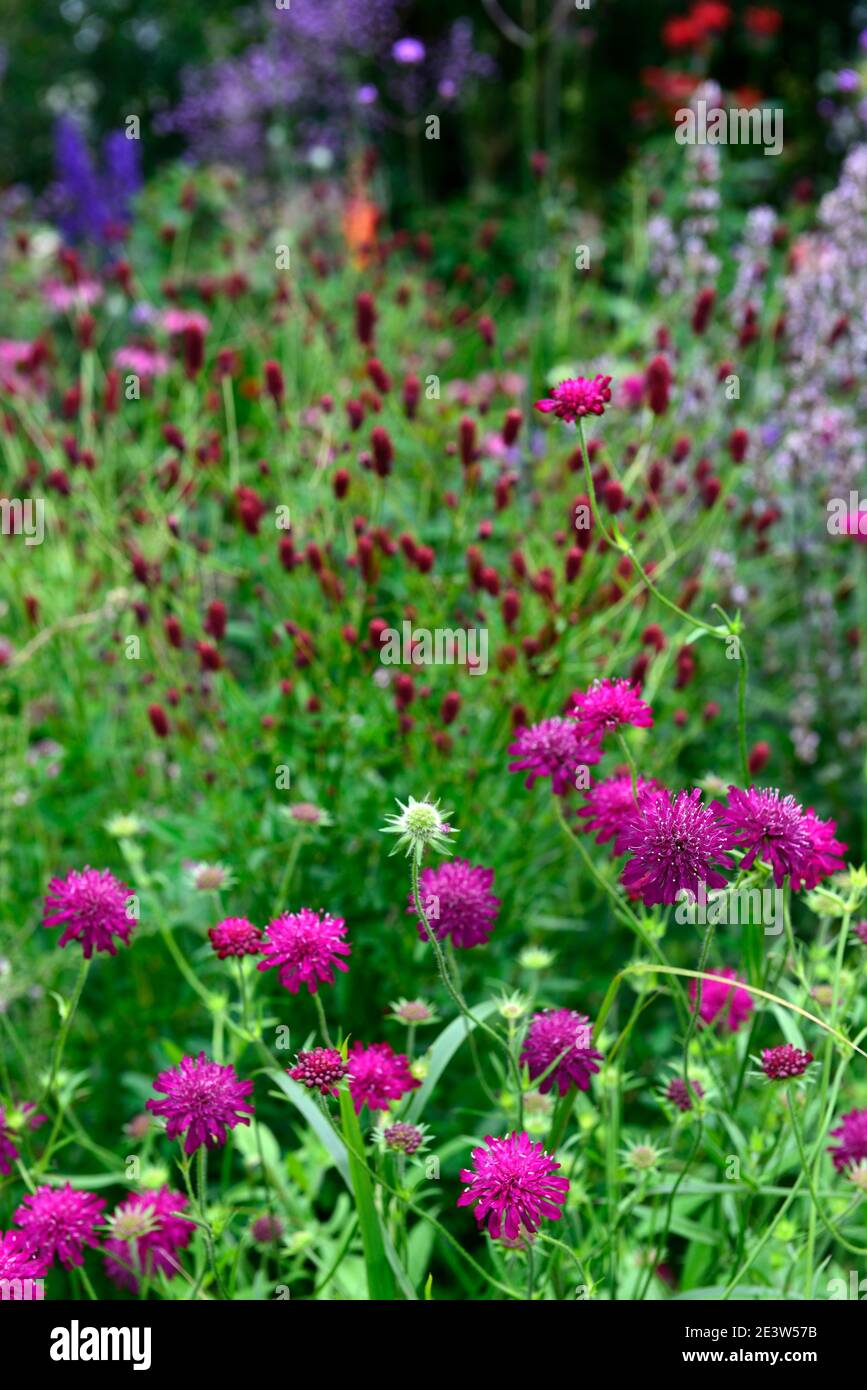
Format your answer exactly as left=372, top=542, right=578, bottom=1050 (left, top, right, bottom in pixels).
left=43, top=866, right=134, bottom=958
left=407, top=858, right=500, bottom=948
left=828, top=1109, right=867, bottom=1172
left=208, top=916, right=263, bottom=959
left=620, top=788, right=735, bottom=906
left=103, top=1187, right=195, bottom=1293
left=576, top=771, right=659, bottom=846
left=0, top=1230, right=49, bottom=1294
left=392, top=37, right=426, bottom=64
left=458, top=1131, right=569, bottom=1241
left=257, top=907, right=350, bottom=994
left=288, top=1048, right=348, bottom=1097
left=13, top=1183, right=105, bottom=1270
left=520, top=1009, right=603, bottom=1096
left=712, top=786, right=813, bottom=888
left=760, top=1044, right=813, bottom=1080
left=51, top=117, right=141, bottom=246
left=665, top=1077, right=704, bottom=1112
left=689, top=968, right=753, bottom=1033
left=146, top=1053, right=254, bottom=1154
left=347, top=1042, right=420, bottom=1114
left=356, top=85, right=379, bottom=105
left=572, top=678, right=654, bottom=740
left=382, top=1122, right=424, bottom=1154
left=508, top=717, right=601, bottom=796
left=791, top=809, right=847, bottom=891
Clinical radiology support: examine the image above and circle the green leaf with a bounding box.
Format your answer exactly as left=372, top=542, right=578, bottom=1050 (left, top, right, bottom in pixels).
left=338, top=1085, right=397, bottom=1301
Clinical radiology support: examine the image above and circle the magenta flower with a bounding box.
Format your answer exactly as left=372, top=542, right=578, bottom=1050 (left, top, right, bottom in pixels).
left=534, top=374, right=613, bottom=422
left=103, top=1187, right=195, bottom=1292
left=13, top=1183, right=105, bottom=1270
left=711, top=786, right=812, bottom=888
left=0, top=1103, right=46, bottom=1177
left=791, top=809, right=847, bottom=891
left=508, top=717, right=601, bottom=796
left=689, top=968, right=754, bottom=1033
left=392, top=36, right=426, bottom=64
left=288, top=1048, right=348, bottom=1098
left=42, top=866, right=134, bottom=958
left=520, top=1009, right=603, bottom=1097
left=146, top=1052, right=254, bottom=1154
left=828, top=1109, right=867, bottom=1172
left=406, top=858, right=500, bottom=948
left=760, top=1044, right=813, bottom=1080
left=0, top=1230, right=49, bottom=1293
left=382, top=1122, right=425, bottom=1155
left=257, top=907, right=350, bottom=994
left=458, top=1131, right=569, bottom=1241
left=665, top=1077, right=704, bottom=1112
left=576, top=771, right=659, bottom=846
left=572, top=678, right=654, bottom=741
left=619, top=787, right=735, bottom=906
left=208, top=916, right=263, bottom=959
left=347, top=1042, right=420, bottom=1114
left=854, top=921, right=867, bottom=946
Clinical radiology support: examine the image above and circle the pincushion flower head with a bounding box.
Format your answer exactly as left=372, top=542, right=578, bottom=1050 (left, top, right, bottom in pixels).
left=13, top=1183, right=105, bottom=1269
left=381, top=796, right=455, bottom=864
left=520, top=1009, right=604, bottom=1097
left=103, top=1186, right=194, bottom=1292
left=347, top=1041, right=420, bottom=1114
left=388, top=997, right=438, bottom=1026
left=406, top=858, right=500, bottom=948
left=43, top=866, right=134, bottom=958
left=760, top=1043, right=813, bottom=1080
left=828, top=1108, right=867, bottom=1172
left=288, top=1047, right=348, bottom=1098
left=619, top=787, right=735, bottom=906
left=208, top=915, right=262, bottom=960
left=458, top=1131, right=569, bottom=1241
left=508, top=717, right=602, bottom=797
left=257, top=907, right=350, bottom=994
left=577, top=771, right=659, bottom=846
left=665, top=1076, right=704, bottom=1112
left=791, top=809, right=847, bottom=891
left=146, top=1052, right=254, bottom=1154
left=572, top=678, right=654, bottom=742
left=0, top=1101, right=46, bottom=1175
left=534, top=374, right=613, bottom=422
left=689, top=967, right=754, bottom=1033
left=0, top=1230, right=49, bottom=1292
left=376, top=1121, right=428, bottom=1156
left=711, top=786, right=813, bottom=888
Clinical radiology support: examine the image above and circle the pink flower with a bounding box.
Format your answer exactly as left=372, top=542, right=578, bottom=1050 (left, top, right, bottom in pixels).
left=257, top=908, right=350, bottom=994
left=760, top=1044, right=813, bottom=1080
left=288, top=1048, right=348, bottom=1097
left=791, top=809, right=847, bottom=891
left=576, top=771, right=659, bottom=846
left=828, top=1108, right=867, bottom=1172
left=520, top=1009, right=603, bottom=1096
left=42, top=866, right=134, bottom=958
left=114, top=345, right=170, bottom=378
left=146, top=1053, right=254, bottom=1154
left=13, top=1183, right=105, bottom=1270
left=508, top=717, right=602, bottom=796
left=347, top=1042, right=420, bottom=1114
left=208, top=916, right=263, bottom=959
left=42, top=278, right=102, bottom=311
left=406, top=858, right=500, bottom=948
left=103, top=1187, right=195, bottom=1292
left=665, top=1077, right=704, bottom=1112
left=620, top=787, right=735, bottom=906
left=572, top=678, right=654, bottom=740
left=0, top=1230, right=49, bottom=1294
left=689, top=967, right=754, bottom=1033
left=458, top=1131, right=569, bottom=1241
left=711, top=786, right=813, bottom=887
left=534, top=374, right=613, bottom=422
left=161, top=308, right=210, bottom=336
